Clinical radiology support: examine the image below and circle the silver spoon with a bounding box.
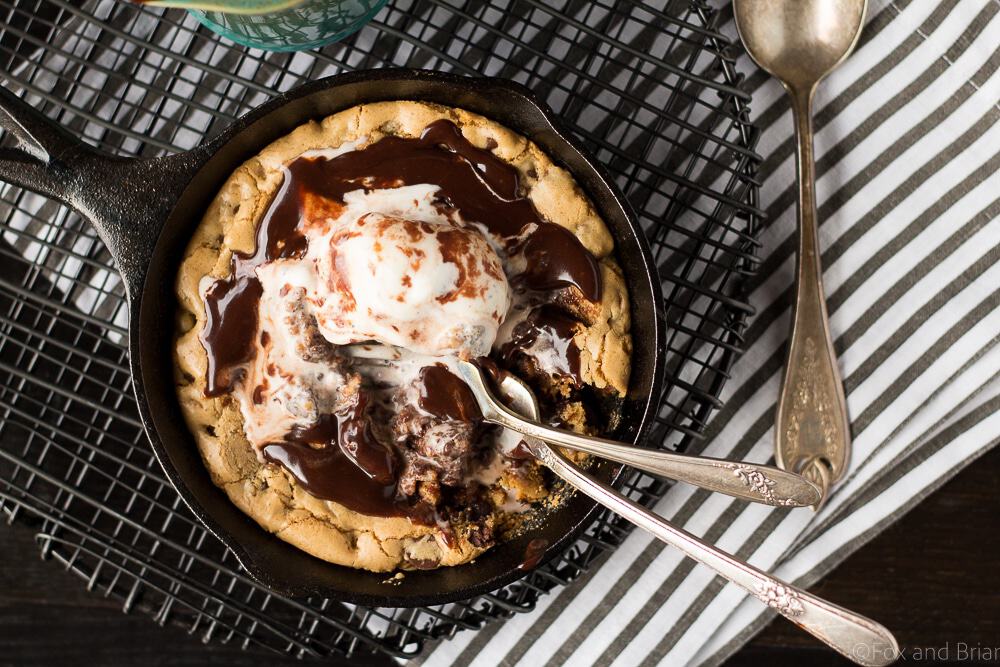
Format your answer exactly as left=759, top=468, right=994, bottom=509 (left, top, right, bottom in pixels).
left=455, top=360, right=821, bottom=507
left=346, top=346, right=820, bottom=506
left=734, top=0, right=867, bottom=504
left=478, top=361, right=898, bottom=666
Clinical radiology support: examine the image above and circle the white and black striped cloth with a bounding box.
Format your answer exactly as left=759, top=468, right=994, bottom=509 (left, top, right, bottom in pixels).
left=418, top=1, right=1000, bottom=665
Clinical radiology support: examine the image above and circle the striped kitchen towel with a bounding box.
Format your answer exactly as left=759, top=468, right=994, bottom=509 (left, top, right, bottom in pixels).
left=418, top=0, right=1000, bottom=665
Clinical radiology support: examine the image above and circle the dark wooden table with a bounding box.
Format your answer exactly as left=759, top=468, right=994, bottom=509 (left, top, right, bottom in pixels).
left=2, top=445, right=998, bottom=667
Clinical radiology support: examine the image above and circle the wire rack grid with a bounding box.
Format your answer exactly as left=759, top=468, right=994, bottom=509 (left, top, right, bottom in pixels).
left=0, top=0, right=761, bottom=661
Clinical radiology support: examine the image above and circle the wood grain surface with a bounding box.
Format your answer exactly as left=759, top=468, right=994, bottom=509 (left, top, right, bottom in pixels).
left=1, top=445, right=998, bottom=667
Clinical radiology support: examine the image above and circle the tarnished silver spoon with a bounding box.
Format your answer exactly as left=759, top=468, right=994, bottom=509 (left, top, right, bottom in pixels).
left=734, top=0, right=867, bottom=504
left=454, top=360, right=821, bottom=507
left=347, top=345, right=820, bottom=507
left=470, top=360, right=898, bottom=666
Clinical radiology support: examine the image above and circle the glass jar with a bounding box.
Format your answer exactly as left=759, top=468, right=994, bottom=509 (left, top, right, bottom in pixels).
left=189, top=0, right=388, bottom=52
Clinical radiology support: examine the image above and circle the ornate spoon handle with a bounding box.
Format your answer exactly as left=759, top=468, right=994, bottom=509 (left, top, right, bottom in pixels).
left=533, top=442, right=899, bottom=667
left=776, top=87, right=852, bottom=504
left=458, top=361, right=821, bottom=507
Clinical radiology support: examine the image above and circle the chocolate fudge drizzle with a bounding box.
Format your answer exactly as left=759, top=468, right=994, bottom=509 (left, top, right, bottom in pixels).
left=501, top=305, right=582, bottom=382
left=514, top=222, right=600, bottom=303
left=261, top=394, right=422, bottom=519
left=199, top=146, right=320, bottom=397
left=201, top=276, right=262, bottom=396
left=417, top=365, right=482, bottom=422
left=200, top=119, right=604, bottom=516
left=518, top=538, right=550, bottom=570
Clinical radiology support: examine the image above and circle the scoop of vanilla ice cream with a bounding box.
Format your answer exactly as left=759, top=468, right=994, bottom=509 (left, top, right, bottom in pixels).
left=313, top=213, right=510, bottom=358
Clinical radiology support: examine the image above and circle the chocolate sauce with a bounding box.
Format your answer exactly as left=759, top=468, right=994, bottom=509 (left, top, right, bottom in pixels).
left=294, top=393, right=398, bottom=485
left=263, top=393, right=413, bottom=518
left=263, top=441, right=403, bottom=517
left=516, top=222, right=601, bottom=301
left=474, top=356, right=506, bottom=385
left=201, top=276, right=262, bottom=396
left=508, top=441, right=535, bottom=460
left=198, top=148, right=313, bottom=396
left=501, top=305, right=582, bottom=381
left=475, top=357, right=525, bottom=412
left=518, top=538, right=550, bottom=570
left=417, top=365, right=481, bottom=422
left=264, top=119, right=536, bottom=240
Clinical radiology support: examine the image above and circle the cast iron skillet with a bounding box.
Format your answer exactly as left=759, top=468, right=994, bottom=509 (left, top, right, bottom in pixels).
left=0, top=69, right=665, bottom=606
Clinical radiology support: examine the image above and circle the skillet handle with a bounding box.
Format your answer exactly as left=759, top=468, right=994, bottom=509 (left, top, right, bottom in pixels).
left=0, top=85, right=205, bottom=298
left=0, top=85, right=94, bottom=202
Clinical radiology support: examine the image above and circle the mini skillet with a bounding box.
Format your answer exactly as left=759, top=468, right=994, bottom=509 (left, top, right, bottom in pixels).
left=0, top=69, right=665, bottom=607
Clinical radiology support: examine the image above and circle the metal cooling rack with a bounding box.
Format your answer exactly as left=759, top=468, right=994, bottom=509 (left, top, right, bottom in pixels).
left=0, top=0, right=760, bottom=661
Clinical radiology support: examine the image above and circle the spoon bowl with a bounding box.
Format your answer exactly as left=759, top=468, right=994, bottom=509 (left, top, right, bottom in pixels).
left=735, top=0, right=867, bottom=91
left=454, top=360, right=823, bottom=507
